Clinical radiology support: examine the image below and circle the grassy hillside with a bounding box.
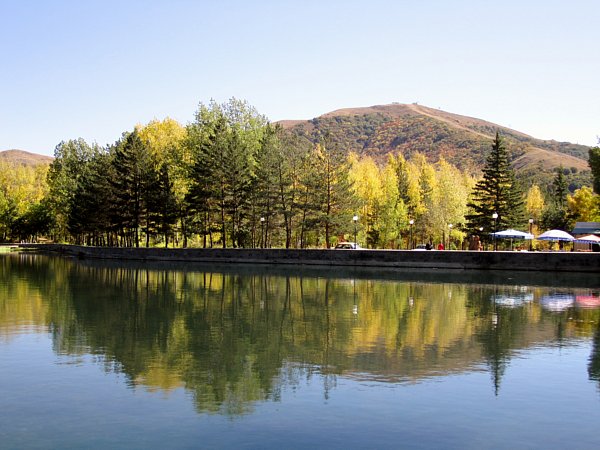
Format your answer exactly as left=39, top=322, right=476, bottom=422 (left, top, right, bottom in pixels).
left=280, top=103, right=591, bottom=191
left=0, top=149, right=53, bottom=166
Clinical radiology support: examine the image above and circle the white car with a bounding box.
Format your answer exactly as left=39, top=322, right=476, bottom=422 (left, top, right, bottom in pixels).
left=335, top=242, right=361, bottom=249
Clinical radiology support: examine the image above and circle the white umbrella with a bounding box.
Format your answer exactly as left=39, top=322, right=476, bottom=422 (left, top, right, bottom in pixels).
left=536, top=229, right=575, bottom=241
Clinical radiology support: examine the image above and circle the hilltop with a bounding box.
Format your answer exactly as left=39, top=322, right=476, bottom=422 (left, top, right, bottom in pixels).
left=0, top=149, right=53, bottom=166
left=1, top=104, right=593, bottom=191
left=279, top=103, right=591, bottom=190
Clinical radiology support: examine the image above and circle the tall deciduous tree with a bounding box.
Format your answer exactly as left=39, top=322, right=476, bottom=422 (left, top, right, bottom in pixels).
left=466, top=132, right=525, bottom=234
left=273, top=129, right=312, bottom=248
left=387, top=153, right=421, bottom=245
left=432, top=158, right=470, bottom=248
left=309, top=134, right=356, bottom=248
left=46, top=139, right=99, bottom=241
left=567, top=186, right=600, bottom=222
left=137, top=118, right=188, bottom=245
left=349, top=153, right=383, bottom=247
left=525, top=185, right=545, bottom=223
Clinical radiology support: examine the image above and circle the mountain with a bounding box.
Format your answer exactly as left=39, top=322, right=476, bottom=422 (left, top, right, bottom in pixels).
left=278, top=103, right=591, bottom=190
left=0, top=149, right=53, bottom=166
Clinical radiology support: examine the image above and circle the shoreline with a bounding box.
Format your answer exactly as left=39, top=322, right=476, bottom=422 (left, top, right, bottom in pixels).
left=13, top=243, right=600, bottom=273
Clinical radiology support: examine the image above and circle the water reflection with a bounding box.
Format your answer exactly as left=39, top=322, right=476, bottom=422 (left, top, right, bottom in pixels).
left=1, top=252, right=599, bottom=415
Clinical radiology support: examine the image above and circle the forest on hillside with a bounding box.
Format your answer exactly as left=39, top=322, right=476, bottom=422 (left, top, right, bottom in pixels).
left=1, top=98, right=599, bottom=249
left=286, top=107, right=592, bottom=192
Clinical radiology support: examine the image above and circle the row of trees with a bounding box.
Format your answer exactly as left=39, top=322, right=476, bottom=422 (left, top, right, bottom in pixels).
left=2, top=98, right=599, bottom=247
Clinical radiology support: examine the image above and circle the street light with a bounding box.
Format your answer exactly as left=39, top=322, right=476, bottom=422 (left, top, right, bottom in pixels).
left=260, top=217, right=265, bottom=248
left=479, top=227, right=484, bottom=250
left=408, top=219, right=414, bottom=249
left=492, top=212, right=498, bottom=251
left=529, top=218, right=534, bottom=251
left=448, top=223, right=453, bottom=250
left=353, top=215, right=358, bottom=244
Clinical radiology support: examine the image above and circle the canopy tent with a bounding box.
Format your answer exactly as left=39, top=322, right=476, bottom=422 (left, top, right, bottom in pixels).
left=490, top=229, right=534, bottom=250
left=536, top=229, right=575, bottom=241
left=491, top=229, right=534, bottom=239
left=574, top=234, right=600, bottom=252
left=575, top=295, right=600, bottom=308
left=574, top=234, right=600, bottom=244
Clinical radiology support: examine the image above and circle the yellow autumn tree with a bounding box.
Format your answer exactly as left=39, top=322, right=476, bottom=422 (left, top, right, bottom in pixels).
left=567, top=186, right=600, bottom=222
left=431, top=158, right=470, bottom=248
left=525, top=185, right=545, bottom=223
left=348, top=154, right=384, bottom=246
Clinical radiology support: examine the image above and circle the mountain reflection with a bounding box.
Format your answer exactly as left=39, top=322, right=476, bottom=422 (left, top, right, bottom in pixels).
left=1, top=253, right=599, bottom=414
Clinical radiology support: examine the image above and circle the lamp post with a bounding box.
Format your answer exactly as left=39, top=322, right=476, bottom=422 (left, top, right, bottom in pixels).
left=479, top=227, right=484, bottom=250
left=408, top=219, right=414, bottom=249
left=260, top=217, right=265, bottom=248
left=353, top=215, right=358, bottom=245
left=448, top=223, right=453, bottom=250
left=529, top=218, right=533, bottom=251
left=493, top=212, right=499, bottom=250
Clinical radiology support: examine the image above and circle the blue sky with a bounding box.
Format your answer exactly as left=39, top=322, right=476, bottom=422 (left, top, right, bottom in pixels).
left=2, top=0, right=599, bottom=156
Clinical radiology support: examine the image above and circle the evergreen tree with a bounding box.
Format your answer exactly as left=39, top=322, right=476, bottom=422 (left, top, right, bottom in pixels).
left=250, top=124, right=283, bottom=248
left=110, top=131, right=152, bottom=247
left=67, top=152, right=114, bottom=245
left=146, top=163, right=178, bottom=247
left=541, top=167, right=571, bottom=230
left=185, top=124, right=219, bottom=247
left=553, top=165, right=569, bottom=210
left=186, top=99, right=266, bottom=248
left=466, top=132, right=525, bottom=235
left=589, top=146, right=600, bottom=194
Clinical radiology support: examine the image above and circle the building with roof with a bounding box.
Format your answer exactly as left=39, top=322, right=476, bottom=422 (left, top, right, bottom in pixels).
left=572, top=222, right=600, bottom=236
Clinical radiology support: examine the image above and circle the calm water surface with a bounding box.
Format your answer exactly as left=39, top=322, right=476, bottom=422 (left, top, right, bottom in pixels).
left=1, top=252, right=600, bottom=449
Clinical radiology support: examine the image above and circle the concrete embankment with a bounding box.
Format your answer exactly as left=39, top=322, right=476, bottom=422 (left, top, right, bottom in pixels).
left=17, top=244, right=600, bottom=273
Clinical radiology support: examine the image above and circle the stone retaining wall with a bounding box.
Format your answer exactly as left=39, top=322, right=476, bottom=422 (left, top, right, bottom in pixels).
left=18, top=244, right=600, bottom=273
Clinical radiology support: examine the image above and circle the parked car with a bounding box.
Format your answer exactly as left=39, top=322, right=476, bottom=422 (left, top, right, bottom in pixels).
left=335, top=242, right=361, bottom=249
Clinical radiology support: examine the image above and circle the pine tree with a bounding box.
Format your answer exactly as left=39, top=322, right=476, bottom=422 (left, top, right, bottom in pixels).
left=185, top=99, right=266, bottom=248
left=466, top=132, right=525, bottom=235
left=68, top=152, right=113, bottom=245
left=146, top=163, right=177, bottom=247
left=588, top=146, right=600, bottom=194
left=110, top=131, right=152, bottom=247
left=541, top=167, right=570, bottom=230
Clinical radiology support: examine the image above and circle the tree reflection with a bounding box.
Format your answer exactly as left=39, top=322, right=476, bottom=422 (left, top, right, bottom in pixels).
left=1, top=253, right=599, bottom=415
left=589, top=323, right=600, bottom=386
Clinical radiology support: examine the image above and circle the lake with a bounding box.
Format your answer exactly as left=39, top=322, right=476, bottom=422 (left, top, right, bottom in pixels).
left=1, top=252, right=599, bottom=449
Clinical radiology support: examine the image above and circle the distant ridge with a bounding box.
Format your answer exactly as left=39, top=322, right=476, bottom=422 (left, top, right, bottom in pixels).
left=0, top=149, right=53, bottom=166
left=278, top=103, right=591, bottom=189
